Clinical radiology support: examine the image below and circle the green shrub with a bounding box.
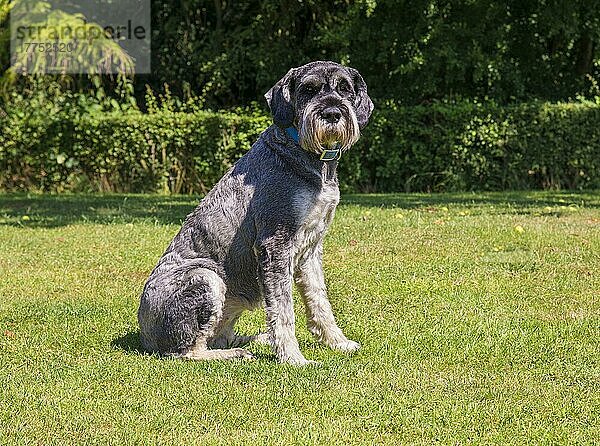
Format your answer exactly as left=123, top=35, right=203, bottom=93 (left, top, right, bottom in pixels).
left=0, top=105, right=270, bottom=193
left=351, top=101, right=600, bottom=191
left=1, top=101, right=598, bottom=193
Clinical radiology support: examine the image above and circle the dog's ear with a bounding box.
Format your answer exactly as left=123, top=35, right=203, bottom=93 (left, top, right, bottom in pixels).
left=265, top=68, right=297, bottom=128
left=348, top=68, right=374, bottom=129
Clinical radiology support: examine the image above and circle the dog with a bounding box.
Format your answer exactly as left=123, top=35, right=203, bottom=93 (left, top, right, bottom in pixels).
left=138, top=61, right=373, bottom=365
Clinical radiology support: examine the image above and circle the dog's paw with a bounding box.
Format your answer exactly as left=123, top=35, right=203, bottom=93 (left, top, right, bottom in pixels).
left=330, top=339, right=361, bottom=353
left=232, top=348, right=256, bottom=360
left=281, top=356, right=320, bottom=367
left=291, top=358, right=321, bottom=367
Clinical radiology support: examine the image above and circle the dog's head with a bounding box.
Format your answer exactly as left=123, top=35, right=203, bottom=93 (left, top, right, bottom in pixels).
left=265, top=61, right=373, bottom=155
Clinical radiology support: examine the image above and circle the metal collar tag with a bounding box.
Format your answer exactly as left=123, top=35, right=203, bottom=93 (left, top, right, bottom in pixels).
left=285, top=127, right=341, bottom=161
left=320, top=148, right=341, bottom=161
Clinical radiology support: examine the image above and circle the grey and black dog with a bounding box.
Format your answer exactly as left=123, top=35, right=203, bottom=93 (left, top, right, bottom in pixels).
left=138, top=61, right=373, bottom=365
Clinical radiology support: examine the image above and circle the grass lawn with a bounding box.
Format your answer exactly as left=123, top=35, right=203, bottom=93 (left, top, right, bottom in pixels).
left=0, top=191, right=598, bottom=445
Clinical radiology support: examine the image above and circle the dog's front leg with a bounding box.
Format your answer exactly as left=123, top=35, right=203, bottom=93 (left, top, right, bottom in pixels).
left=295, top=244, right=360, bottom=353
left=257, top=242, right=314, bottom=365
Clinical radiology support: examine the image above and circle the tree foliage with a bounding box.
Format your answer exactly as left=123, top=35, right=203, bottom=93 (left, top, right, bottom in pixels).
left=144, top=0, right=600, bottom=106
left=1, top=1, right=599, bottom=106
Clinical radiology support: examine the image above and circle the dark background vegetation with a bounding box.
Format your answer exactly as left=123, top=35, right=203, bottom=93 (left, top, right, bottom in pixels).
left=1, top=1, right=599, bottom=193
left=144, top=0, right=600, bottom=107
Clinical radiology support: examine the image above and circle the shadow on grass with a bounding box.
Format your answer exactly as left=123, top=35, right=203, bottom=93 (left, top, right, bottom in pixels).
left=0, top=191, right=598, bottom=228
left=111, top=330, right=146, bottom=355
left=341, top=190, right=600, bottom=209
left=111, top=329, right=277, bottom=362
left=0, top=193, right=199, bottom=228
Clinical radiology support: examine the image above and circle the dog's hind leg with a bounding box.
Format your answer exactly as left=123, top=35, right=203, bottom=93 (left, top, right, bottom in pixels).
left=180, top=270, right=255, bottom=361
left=208, top=302, right=270, bottom=349
left=207, top=304, right=252, bottom=349
left=141, top=266, right=254, bottom=361
left=209, top=328, right=270, bottom=349
left=183, top=344, right=255, bottom=360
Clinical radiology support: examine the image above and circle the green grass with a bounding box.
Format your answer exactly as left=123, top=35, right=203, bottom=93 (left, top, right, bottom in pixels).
left=0, top=191, right=598, bottom=445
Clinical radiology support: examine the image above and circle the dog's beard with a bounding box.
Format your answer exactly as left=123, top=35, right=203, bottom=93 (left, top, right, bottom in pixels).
left=298, top=99, right=360, bottom=155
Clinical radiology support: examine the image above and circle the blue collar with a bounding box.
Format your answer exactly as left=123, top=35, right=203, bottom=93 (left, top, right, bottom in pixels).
left=285, top=126, right=300, bottom=143
left=285, top=127, right=341, bottom=162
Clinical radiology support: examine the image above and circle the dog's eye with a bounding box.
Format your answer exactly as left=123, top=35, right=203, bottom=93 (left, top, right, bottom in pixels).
left=337, top=81, right=352, bottom=95
left=302, top=84, right=320, bottom=95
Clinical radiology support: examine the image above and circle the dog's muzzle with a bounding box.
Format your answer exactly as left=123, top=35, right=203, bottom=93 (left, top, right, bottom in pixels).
left=298, top=98, right=360, bottom=159
left=286, top=127, right=342, bottom=161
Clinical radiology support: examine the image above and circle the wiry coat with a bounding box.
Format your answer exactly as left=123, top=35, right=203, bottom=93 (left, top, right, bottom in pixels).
left=138, top=61, right=373, bottom=364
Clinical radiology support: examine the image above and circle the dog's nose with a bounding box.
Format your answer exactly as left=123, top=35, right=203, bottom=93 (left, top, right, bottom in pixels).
left=321, top=107, right=342, bottom=124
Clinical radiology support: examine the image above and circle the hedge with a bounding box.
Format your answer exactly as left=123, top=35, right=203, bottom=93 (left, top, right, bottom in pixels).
left=0, top=108, right=270, bottom=194
left=1, top=101, right=599, bottom=193
left=352, top=101, right=600, bottom=191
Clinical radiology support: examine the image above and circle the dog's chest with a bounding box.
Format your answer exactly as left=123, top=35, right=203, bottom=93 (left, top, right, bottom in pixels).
left=292, top=182, right=340, bottom=263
